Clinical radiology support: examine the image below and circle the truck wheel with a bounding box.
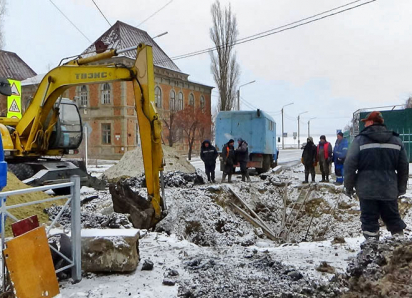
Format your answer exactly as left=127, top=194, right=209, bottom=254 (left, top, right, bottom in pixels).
left=8, top=164, right=35, bottom=181
left=257, top=155, right=271, bottom=173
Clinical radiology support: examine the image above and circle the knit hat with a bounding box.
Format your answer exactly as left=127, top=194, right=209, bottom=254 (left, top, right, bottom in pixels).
left=228, top=139, right=235, bottom=144
left=337, top=132, right=343, bottom=137
left=320, top=135, right=326, bottom=140
left=307, top=137, right=313, bottom=143
left=361, top=111, right=384, bottom=124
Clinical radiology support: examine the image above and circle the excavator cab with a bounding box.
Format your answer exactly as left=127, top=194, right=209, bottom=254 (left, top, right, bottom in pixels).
left=48, top=98, right=83, bottom=151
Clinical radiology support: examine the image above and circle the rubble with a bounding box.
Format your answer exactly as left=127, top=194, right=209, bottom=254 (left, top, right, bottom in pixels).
left=141, top=260, right=154, bottom=271
left=339, top=238, right=412, bottom=297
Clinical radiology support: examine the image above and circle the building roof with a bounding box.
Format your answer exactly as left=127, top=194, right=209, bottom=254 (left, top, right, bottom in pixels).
left=0, top=50, right=37, bottom=81
left=82, top=21, right=181, bottom=73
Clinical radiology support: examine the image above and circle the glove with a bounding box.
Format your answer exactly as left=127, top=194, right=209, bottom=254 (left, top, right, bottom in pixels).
left=345, top=188, right=354, bottom=198
left=301, top=157, right=304, bottom=164
left=313, top=161, right=317, bottom=167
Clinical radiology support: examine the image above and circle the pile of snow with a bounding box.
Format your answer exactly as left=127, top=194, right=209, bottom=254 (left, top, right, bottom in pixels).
left=103, top=145, right=195, bottom=180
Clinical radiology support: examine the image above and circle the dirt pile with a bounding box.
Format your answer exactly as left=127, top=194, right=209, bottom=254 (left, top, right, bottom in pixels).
left=156, top=186, right=257, bottom=246
left=103, top=145, right=195, bottom=180
left=3, top=172, right=63, bottom=236
left=179, top=250, right=339, bottom=297
left=45, top=191, right=133, bottom=229
left=340, top=239, right=412, bottom=298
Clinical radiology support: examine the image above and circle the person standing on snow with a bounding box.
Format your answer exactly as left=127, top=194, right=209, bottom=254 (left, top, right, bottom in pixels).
left=333, top=132, right=348, bottom=185
left=236, top=138, right=251, bottom=182
left=221, top=139, right=235, bottom=183
left=200, top=140, right=218, bottom=183
left=344, top=111, right=409, bottom=240
left=301, top=137, right=317, bottom=183
left=317, top=135, right=333, bottom=182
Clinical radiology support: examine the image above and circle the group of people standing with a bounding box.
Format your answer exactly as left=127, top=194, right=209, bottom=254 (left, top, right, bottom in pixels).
left=200, top=138, right=251, bottom=183
left=301, top=133, right=348, bottom=184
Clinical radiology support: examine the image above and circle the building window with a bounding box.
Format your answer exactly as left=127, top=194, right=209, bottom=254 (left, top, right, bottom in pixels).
left=155, top=86, right=162, bottom=109
left=78, top=85, right=88, bottom=106
left=178, top=92, right=184, bottom=110
left=189, top=93, right=195, bottom=107
left=101, top=83, right=111, bottom=104
left=102, top=123, right=111, bottom=144
left=170, top=90, right=176, bottom=111
left=200, top=95, right=205, bottom=112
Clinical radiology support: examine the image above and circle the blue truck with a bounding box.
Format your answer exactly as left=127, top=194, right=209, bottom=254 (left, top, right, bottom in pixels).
left=215, top=109, right=278, bottom=173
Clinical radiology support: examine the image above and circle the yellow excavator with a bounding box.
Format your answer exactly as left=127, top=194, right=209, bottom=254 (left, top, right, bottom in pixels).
left=0, top=44, right=164, bottom=223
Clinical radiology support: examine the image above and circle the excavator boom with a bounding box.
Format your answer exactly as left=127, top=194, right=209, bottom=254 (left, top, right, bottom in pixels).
left=2, top=44, right=164, bottom=223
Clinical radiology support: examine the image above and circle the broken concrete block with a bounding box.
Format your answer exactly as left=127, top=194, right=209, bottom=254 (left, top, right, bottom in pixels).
left=81, top=229, right=139, bottom=273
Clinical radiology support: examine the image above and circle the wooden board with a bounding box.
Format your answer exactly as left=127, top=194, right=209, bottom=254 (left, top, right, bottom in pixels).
left=12, top=215, right=39, bottom=237
left=4, top=226, right=60, bottom=298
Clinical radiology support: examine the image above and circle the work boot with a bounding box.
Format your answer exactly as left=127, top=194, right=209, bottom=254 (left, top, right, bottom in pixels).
left=241, top=174, right=246, bottom=182
left=363, top=231, right=379, bottom=241
left=246, top=171, right=251, bottom=182
left=325, top=175, right=329, bottom=183
left=391, top=231, right=404, bottom=239
left=228, top=174, right=233, bottom=183
left=222, top=173, right=227, bottom=183
left=311, top=173, right=315, bottom=183
left=320, top=175, right=326, bottom=182
left=303, top=173, right=309, bottom=184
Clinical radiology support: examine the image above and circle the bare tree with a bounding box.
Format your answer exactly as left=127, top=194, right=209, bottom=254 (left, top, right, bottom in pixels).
left=210, top=0, right=240, bottom=111
left=161, top=110, right=179, bottom=147
left=0, top=0, right=6, bottom=49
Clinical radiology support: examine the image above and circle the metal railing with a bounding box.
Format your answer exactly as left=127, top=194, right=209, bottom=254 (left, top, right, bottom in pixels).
left=0, top=175, right=81, bottom=292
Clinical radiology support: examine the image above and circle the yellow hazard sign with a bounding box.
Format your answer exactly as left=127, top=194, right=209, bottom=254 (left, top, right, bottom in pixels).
left=7, top=79, right=22, bottom=119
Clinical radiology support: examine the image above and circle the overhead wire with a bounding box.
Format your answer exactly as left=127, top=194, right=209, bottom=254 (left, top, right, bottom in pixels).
left=91, top=0, right=111, bottom=27
left=137, top=0, right=174, bottom=27
left=48, top=0, right=92, bottom=43
left=164, top=0, right=376, bottom=62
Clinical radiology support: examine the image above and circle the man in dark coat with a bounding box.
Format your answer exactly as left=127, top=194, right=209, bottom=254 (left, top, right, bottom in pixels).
left=222, top=139, right=235, bottom=183
left=236, top=138, right=251, bottom=182
left=200, top=140, right=218, bottom=183
left=344, top=111, right=409, bottom=240
left=301, top=137, right=317, bottom=183
left=317, top=135, right=333, bottom=182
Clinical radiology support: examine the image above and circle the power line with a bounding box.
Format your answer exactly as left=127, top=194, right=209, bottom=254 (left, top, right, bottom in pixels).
left=91, top=0, right=111, bottom=27
left=48, top=0, right=92, bottom=43
left=163, top=0, right=375, bottom=62
left=240, top=96, right=258, bottom=110
left=137, top=0, right=174, bottom=27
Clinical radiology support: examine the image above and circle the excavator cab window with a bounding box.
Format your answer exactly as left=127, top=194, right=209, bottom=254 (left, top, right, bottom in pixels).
left=49, top=99, right=83, bottom=150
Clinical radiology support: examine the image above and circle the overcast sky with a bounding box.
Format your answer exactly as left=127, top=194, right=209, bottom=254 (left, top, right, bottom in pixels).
left=3, top=0, right=411, bottom=137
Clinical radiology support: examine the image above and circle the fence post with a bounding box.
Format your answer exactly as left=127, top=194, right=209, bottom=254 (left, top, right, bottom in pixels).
left=70, top=175, right=82, bottom=283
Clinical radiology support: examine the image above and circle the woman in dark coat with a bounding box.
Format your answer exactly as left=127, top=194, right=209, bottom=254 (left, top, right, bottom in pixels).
left=301, top=137, right=317, bottom=183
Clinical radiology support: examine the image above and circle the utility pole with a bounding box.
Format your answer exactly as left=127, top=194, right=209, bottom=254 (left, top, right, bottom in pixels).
left=297, top=111, right=308, bottom=149
left=281, top=103, right=294, bottom=149
left=308, top=117, right=316, bottom=138
left=237, top=80, right=256, bottom=110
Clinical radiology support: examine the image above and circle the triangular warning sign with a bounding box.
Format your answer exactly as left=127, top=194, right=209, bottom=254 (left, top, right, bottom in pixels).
left=9, top=99, right=20, bottom=113
left=10, top=83, right=20, bottom=96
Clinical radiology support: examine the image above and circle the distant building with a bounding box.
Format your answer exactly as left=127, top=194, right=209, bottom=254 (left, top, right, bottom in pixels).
left=0, top=50, right=36, bottom=81
left=22, top=21, right=213, bottom=159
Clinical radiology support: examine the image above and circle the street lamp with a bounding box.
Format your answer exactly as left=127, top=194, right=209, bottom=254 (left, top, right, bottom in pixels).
left=152, top=31, right=168, bottom=39
left=281, top=102, right=294, bottom=149
left=297, top=111, right=308, bottom=149
left=308, top=117, right=316, bottom=138
left=237, top=80, right=256, bottom=110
